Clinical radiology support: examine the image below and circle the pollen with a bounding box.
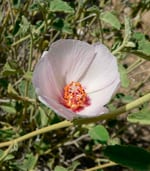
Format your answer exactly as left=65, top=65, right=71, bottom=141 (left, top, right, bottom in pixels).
left=63, top=81, right=89, bottom=111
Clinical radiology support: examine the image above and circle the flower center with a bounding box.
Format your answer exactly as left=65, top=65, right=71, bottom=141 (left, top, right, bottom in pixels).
left=63, top=81, right=89, bottom=111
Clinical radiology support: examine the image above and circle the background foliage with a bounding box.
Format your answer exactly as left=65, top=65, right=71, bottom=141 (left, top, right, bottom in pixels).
left=0, top=0, right=150, bottom=170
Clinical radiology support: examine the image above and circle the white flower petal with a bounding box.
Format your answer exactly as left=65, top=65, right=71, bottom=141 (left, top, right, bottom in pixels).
left=48, top=39, right=96, bottom=84
left=81, top=43, right=120, bottom=93
left=32, top=39, right=120, bottom=120
left=32, top=53, right=63, bottom=100
left=77, top=77, right=120, bottom=117
left=39, top=96, right=76, bottom=120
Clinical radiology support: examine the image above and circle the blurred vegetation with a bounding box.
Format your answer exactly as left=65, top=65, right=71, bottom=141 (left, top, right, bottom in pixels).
left=0, top=0, right=150, bottom=170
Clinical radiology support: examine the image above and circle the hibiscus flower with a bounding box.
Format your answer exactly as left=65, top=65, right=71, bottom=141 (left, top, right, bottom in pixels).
left=32, top=39, right=120, bottom=120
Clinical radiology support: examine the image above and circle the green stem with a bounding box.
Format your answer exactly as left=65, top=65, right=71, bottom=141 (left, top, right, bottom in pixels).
left=127, top=58, right=145, bottom=73
left=112, top=16, right=131, bottom=55
left=85, top=161, right=117, bottom=171
left=77, top=14, right=96, bottom=23
left=98, top=16, right=104, bottom=43
left=75, top=93, right=150, bottom=124
left=12, top=22, right=45, bottom=47
left=22, top=29, right=34, bottom=124
left=112, top=39, right=127, bottom=55
left=12, top=35, right=30, bottom=46
left=49, top=31, right=60, bottom=45
left=0, top=121, right=73, bottom=148
left=74, top=93, right=150, bottom=124
left=24, top=29, right=33, bottom=98
left=0, top=144, right=13, bottom=162
left=28, top=29, right=33, bottom=72
left=0, top=93, right=149, bottom=148
left=7, top=0, right=14, bottom=25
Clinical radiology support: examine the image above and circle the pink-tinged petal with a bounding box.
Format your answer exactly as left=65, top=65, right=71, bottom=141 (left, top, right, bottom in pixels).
left=48, top=39, right=96, bottom=84
left=77, top=77, right=120, bottom=117
left=38, top=96, right=76, bottom=120
left=32, top=52, right=63, bottom=100
left=80, top=43, right=120, bottom=93
left=32, top=39, right=120, bottom=120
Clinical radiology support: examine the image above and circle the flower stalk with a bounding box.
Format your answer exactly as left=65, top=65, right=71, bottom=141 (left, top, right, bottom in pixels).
left=85, top=161, right=117, bottom=171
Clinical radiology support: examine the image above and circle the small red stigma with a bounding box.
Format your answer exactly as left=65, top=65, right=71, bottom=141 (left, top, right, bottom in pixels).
left=63, top=81, right=90, bottom=111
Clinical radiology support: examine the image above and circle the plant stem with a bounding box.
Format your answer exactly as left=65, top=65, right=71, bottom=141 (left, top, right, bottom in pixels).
left=112, top=39, right=127, bottom=55
left=0, top=121, right=73, bottom=148
left=7, top=0, right=14, bottom=25
left=0, top=93, right=149, bottom=148
left=49, top=31, right=60, bottom=45
left=127, top=58, right=145, bottom=73
left=24, top=30, right=33, bottom=97
left=85, top=161, right=117, bottom=171
left=28, top=29, right=33, bottom=72
left=21, top=29, right=34, bottom=125
left=0, top=144, right=13, bottom=162
left=98, top=12, right=104, bottom=43
left=77, top=14, right=96, bottom=23
left=12, top=22, right=45, bottom=47
left=76, top=93, right=150, bottom=125
left=112, top=16, right=131, bottom=55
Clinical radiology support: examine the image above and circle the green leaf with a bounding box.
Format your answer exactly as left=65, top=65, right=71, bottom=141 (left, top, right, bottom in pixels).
left=121, top=95, right=134, bottom=103
left=118, top=64, right=129, bottom=88
left=132, top=32, right=150, bottom=58
left=0, top=129, right=16, bottom=141
left=24, top=71, right=33, bottom=81
left=18, top=80, right=36, bottom=98
left=62, top=21, right=73, bottom=34
left=88, top=125, right=109, bottom=144
left=53, top=18, right=73, bottom=34
left=22, top=153, right=37, bottom=170
left=1, top=104, right=16, bottom=114
left=7, top=83, right=19, bottom=97
left=100, top=12, right=121, bottom=30
left=54, top=166, right=68, bottom=171
left=35, top=107, right=49, bottom=127
left=18, top=15, right=30, bottom=36
left=50, top=0, right=74, bottom=13
left=0, top=99, right=16, bottom=114
left=132, top=32, right=145, bottom=41
left=2, top=61, right=22, bottom=77
left=127, top=108, right=150, bottom=125
left=68, top=161, right=80, bottom=171
left=104, top=145, right=150, bottom=171
left=130, top=50, right=150, bottom=61
left=138, top=39, right=150, bottom=56
left=0, top=149, right=14, bottom=161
